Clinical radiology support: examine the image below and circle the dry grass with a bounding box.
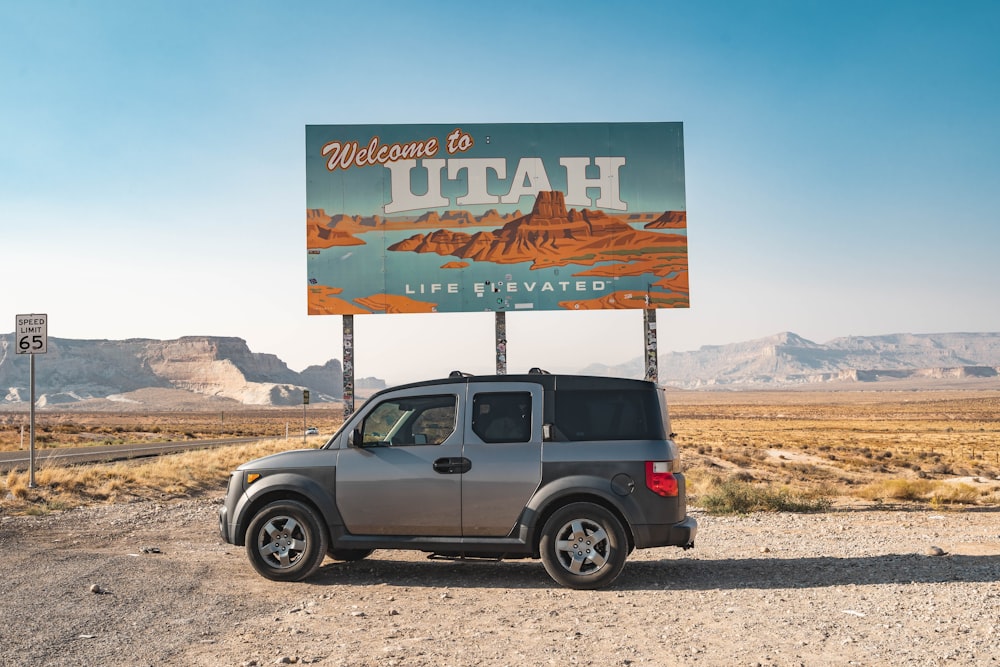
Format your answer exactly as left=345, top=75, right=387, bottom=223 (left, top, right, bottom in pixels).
left=1, top=438, right=307, bottom=514
left=670, top=389, right=1000, bottom=510
left=3, top=390, right=1000, bottom=516
left=0, top=406, right=345, bottom=451
left=853, top=478, right=986, bottom=506
left=697, top=478, right=833, bottom=514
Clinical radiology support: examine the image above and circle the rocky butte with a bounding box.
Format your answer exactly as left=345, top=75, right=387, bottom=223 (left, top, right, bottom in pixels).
left=0, top=335, right=375, bottom=408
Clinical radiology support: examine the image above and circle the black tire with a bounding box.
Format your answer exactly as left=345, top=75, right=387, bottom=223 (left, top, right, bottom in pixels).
left=245, top=499, right=328, bottom=582
left=328, top=548, right=374, bottom=562
left=539, top=502, right=629, bottom=590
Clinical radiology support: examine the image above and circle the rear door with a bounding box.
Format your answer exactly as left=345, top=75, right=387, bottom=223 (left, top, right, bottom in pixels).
left=460, top=382, right=543, bottom=536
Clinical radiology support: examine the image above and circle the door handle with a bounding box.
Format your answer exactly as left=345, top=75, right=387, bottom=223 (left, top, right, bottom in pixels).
left=433, top=457, right=472, bottom=474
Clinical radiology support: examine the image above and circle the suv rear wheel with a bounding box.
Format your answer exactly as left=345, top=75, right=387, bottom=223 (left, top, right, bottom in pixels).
left=539, top=502, right=628, bottom=590
left=246, top=500, right=328, bottom=582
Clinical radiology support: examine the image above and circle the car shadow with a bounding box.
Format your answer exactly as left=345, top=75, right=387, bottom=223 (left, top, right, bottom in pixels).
left=311, top=556, right=551, bottom=589
left=308, top=551, right=1000, bottom=591
left=619, top=552, right=1000, bottom=590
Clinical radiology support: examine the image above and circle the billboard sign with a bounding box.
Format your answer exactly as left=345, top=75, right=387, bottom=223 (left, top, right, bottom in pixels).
left=305, top=122, right=687, bottom=315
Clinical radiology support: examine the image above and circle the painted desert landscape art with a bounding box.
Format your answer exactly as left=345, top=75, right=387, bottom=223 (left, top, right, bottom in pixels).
left=307, top=191, right=689, bottom=315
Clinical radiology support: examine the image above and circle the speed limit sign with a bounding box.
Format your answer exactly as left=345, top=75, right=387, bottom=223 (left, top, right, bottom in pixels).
left=15, top=313, right=48, bottom=355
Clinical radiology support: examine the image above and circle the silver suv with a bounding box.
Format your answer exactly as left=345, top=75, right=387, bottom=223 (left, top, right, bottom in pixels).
left=219, top=371, right=696, bottom=589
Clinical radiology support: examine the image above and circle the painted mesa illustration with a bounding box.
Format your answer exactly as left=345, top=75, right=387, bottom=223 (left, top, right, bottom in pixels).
left=307, top=191, right=688, bottom=315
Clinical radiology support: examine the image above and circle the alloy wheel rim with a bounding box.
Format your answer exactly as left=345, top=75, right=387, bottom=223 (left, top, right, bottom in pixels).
left=257, top=516, right=307, bottom=569
left=552, top=518, right=610, bottom=575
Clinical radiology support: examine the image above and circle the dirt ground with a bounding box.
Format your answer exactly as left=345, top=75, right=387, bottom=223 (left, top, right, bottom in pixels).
left=2, top=495, right=998, bottom=667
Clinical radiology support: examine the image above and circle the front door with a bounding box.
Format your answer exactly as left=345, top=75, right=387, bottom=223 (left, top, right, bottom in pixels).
left=336, top=389, right=464, bottom=536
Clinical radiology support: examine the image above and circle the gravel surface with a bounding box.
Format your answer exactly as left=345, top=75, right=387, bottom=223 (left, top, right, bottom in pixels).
left=1, top=497, right=998, bottom=666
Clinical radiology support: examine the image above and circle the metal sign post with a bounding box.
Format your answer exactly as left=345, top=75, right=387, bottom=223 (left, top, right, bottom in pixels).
left=342, top=315, right=355, bottom=420
left=29, top=354, right=36, bottom=487
left=495, top=311, right=507, bottom=375
left=643, top=308, right=658, bottom=383
left=302, top=389, right=310, bottom=442
left=15, top=313, right=48, bottom=488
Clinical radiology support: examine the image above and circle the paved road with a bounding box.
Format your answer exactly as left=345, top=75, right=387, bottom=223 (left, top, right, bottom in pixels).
left=0, top=437, right=274, bottom=472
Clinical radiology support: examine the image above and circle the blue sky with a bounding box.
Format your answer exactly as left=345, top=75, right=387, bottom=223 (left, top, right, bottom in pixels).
left=3, top=1, right=999, bottom=385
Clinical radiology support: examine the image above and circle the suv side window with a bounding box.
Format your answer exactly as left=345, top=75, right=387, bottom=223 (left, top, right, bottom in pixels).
left=472, top=392, right=532, bottom=443
left=553, top=389, right=661, bottom=441
left=360, top=394, right=457, bottom=446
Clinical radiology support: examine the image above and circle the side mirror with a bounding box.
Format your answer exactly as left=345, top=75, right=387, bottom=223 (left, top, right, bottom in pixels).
left=352, top=427, right=363, bottom=448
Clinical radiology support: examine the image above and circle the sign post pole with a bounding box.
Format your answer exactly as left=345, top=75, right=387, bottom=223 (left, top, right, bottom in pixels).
left=643, top=308, right=658, bottom=384
left=343, top=315, right=355, bottom=420
left=15, top=313, right=48, bottom=489
left=29, top=354, right=36, bottom=488
left=495, top=312, right=507, bottom=375
left=302, top=389, right=310, bottom=443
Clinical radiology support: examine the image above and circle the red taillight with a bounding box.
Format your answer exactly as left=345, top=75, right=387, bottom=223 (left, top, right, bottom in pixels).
left=646, top=461, right=679, bottom=497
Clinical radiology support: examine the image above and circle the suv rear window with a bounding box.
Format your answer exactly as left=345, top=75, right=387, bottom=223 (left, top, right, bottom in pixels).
left=553, top=389, right=661, bottom=441
left=472, top=392, right=532, bottom=443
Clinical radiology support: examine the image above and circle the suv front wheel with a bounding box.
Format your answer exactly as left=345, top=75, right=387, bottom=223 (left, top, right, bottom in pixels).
left=246, top=499, right=329, bottom=582
left=539, top=502, right=629, bottom=590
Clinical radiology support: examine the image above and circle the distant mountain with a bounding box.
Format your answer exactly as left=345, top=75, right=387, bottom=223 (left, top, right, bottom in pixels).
left=582, top=332, right=1000, bottom=389
left=5, top=331, right=998, bottom=409
left=0, top=335, right=380, bottom=408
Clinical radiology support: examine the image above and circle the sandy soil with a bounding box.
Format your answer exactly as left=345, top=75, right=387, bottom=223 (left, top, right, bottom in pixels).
left=2, top=496, right=998, bottom=667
